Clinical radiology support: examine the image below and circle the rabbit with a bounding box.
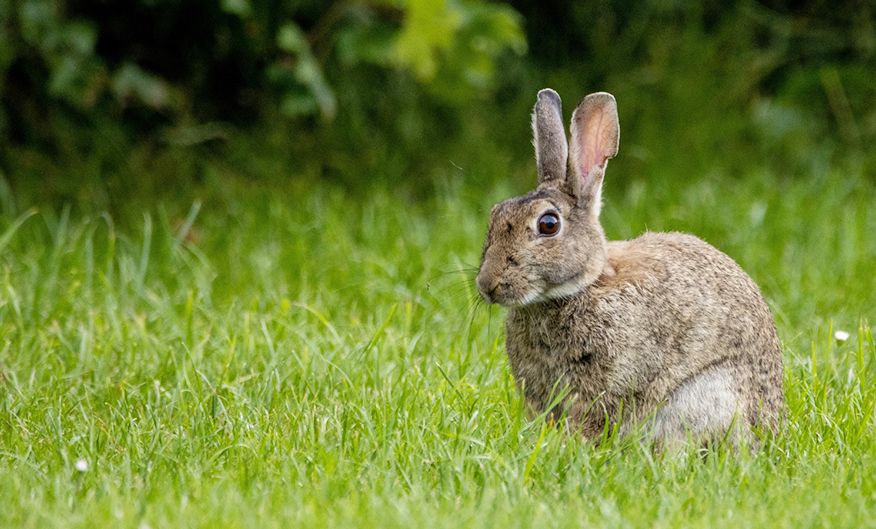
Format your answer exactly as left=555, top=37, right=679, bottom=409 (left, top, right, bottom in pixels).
left=475, top=89, right=784, bottom=446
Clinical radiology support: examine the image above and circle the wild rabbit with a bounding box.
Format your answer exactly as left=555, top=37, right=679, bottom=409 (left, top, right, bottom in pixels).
left=476, top=89, right=784, bottom=446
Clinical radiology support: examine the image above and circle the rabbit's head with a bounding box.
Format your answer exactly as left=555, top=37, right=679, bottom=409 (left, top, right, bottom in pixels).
left=476, top=90, right=620, bottom=306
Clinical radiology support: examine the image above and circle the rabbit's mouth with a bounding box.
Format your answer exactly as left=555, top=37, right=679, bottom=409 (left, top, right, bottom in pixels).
left=477, top=272, right=586, bottom=307
left=476, top=271, right=529, bottom=306
left=477, top=280, right=519, bottom=306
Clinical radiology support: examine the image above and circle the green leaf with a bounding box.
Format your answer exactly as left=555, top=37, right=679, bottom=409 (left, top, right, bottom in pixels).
left=47, top=55, right=104, bottom=108
left=276, top=22, right=336, bottom=120
left=220, top=0, right=250, bottom=17
left=0, top=208, right=37, bottom=255
left=63, top=21, right=97, bottom=55
left=394, top=0, right=461, bottom=80
left=280, top=93, right=317, bottom=117
left=336, top=24, right=396, bottom=67
left=111, top=63, right=172, bottom=109
left=277, top=23, right=308, bottom=54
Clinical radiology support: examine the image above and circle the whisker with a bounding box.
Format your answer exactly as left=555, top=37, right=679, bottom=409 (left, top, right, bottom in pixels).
left=458, top=283, right=494, bottom=350
left=425, top=264, right=479, bottom=304
left=432, top=282, right=478, bottom=308
left=428, top=269, right=478, bottom=282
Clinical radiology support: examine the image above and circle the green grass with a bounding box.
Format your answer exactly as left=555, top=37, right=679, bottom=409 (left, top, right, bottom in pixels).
left=0, top=163, right=874, bottom=528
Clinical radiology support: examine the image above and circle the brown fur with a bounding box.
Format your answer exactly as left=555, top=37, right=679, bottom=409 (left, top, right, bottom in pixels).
left=476, top=90, right=784, bottom=445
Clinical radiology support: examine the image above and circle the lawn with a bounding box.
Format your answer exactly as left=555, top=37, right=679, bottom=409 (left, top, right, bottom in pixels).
left=0, top=160, right=874, bottom=527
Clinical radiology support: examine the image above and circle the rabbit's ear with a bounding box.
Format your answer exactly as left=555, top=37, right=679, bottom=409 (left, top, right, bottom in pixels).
left=532, top=89, right=569, bottom=187
left=570, top=92, right=619, bottom=216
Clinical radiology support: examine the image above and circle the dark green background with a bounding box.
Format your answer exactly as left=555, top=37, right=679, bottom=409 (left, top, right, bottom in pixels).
left=1, top=0, right=873, bottom=210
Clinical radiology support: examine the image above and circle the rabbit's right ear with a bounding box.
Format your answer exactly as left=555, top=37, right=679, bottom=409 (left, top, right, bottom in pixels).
left=570, top=92, right=619, bottom=216
left=532, top=89, right=569, bottom=187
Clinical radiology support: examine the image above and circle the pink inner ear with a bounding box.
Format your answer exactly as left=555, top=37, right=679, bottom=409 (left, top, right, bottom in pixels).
left=571, top=93, right=619, bottom=184
left=582, top=114, right=614, bottom=174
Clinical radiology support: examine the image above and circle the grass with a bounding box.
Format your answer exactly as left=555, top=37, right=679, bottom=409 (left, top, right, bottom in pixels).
left=0, top=158, right=874, bottom=528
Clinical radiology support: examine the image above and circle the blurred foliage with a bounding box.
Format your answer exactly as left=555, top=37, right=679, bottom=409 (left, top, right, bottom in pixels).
left=513, top=1, right=876, bottom=182
left=0, top=0, right=873, bottom=209
left=0, top=0, right=524, bottom=123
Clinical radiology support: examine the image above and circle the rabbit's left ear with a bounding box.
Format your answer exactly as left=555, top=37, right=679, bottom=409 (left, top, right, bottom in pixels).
left=570, top=92, right=619, bottom=216
left=532, top=89, right=569, bottom=187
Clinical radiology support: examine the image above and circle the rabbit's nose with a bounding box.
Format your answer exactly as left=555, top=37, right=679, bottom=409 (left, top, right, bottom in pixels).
left=476, top=271, right=498, bottom=303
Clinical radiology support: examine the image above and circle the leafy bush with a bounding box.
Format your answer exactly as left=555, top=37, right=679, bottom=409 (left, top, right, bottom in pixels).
left=0, top=0, right=525, bottom=128
left=0, top=0, right=874, bottom=209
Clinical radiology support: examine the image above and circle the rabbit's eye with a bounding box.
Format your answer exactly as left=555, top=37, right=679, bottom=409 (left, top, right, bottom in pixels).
left=537, top=213, right=560, bottom=236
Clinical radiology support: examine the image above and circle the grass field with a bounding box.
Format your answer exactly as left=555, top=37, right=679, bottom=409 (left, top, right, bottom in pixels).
left=1, top=160, right=874, bottom=527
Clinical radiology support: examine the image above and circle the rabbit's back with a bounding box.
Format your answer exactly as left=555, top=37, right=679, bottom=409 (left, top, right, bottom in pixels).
left=505, top=232, right=784, bottom=440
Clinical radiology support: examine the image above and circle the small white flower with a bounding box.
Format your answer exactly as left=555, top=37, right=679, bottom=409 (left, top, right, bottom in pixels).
left=834, top=330, right=850, bottom=342
left=74, top=458, right=89, bottom=472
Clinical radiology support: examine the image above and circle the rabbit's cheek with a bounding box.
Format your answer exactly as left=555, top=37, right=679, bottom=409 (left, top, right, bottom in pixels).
left=491, top=267, right=545, bottom=306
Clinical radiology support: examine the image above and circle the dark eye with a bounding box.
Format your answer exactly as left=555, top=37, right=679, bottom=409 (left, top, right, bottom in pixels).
left=537, top=212, right=560, bottom=236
